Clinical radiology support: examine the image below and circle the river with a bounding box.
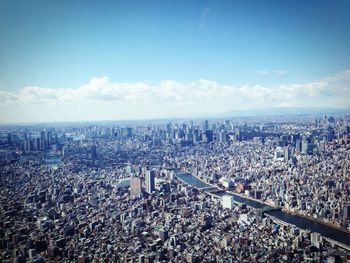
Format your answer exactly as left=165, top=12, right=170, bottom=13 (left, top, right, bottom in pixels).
left=175, top=172, right=350, bottom=247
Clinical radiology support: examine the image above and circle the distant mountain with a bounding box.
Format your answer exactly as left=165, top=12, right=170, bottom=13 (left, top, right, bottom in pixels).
left=218, top=107, right=350, bottom=118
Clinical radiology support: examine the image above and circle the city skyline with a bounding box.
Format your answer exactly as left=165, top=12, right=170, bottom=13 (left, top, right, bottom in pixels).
left=1, top=0, right=350, bottom=123
left=1, top=1, right=350, bottom=260
left=1, top=115, right=350, bottom=261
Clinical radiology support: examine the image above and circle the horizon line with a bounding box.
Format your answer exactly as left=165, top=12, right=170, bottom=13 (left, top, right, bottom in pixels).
left=1, top=107, right=349, bottom=126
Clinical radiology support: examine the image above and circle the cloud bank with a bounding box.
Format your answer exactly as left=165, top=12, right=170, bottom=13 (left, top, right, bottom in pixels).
left=0, top=70, right=350, bottom=123
left=1, top=77, right=346, bottom=105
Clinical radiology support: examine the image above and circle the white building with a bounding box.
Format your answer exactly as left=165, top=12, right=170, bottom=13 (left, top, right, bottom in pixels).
left=222, top=195, right=234, bottom=209
left=115, top=178, right=130, bottom=189
left=311, top=232, right=321, bottom=249
left=219, top=177, right=233, bottom=189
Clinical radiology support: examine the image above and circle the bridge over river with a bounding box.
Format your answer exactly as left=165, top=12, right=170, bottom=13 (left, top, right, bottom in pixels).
left=175, top=172, right=350, bottom=250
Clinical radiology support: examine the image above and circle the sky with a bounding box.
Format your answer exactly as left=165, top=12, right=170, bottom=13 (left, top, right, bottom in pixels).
left=0, top=0, right=350, bottom=123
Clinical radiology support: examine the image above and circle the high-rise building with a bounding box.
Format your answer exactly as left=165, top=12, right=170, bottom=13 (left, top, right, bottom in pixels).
left=301, top=139, right=308, bottom=155
left=204, top=120, right=209, bottom=130
left=130, top=177, right=142, bottom=198
left=310, top=232, right=321, bottom=249
left=145, top=171, right=155, bottom=194
left=222, top=195, right=234, bottom=209
left=36, top=138, right=41, bottom=151
left=166, top=122, right=172, bottom=133
left=126, top=127, right=133, bottom=138
left=284, top=146, right=290, bottom=162
left=7, top=133, right=12, bottom=145
left=218, top=131, right=227, bottom=143
left=295, top=139, right=301, bottom=153
left=205, top=130, right=213, bottom=143
left=343, top=204, right=350, bottom=220
left=40, top=131, right=46, bottom=149
left=91, top=144, right=97, bottom=159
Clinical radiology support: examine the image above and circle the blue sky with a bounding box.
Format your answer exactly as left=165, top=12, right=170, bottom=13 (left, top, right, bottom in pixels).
left=1, top=0, right=350, bottom=123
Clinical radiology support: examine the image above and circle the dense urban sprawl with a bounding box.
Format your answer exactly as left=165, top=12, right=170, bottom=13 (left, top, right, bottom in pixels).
left=0, top=114, right=350, bottom=262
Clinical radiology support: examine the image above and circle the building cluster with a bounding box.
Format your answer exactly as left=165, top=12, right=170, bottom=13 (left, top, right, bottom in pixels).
left=0, top=114, right=350, bottom=262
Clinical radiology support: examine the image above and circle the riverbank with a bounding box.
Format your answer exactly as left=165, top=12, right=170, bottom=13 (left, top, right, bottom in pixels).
left=178, top=170, right=277, bottom=208
left=283, top=209, right=350, bottom=235
left=175, top=171, right=350, bottom=249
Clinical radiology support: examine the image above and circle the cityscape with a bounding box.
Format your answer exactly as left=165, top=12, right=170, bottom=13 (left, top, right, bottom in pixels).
left=1, top=0, right=350, bottom=262
left=0, top=115, right=350, bottom=262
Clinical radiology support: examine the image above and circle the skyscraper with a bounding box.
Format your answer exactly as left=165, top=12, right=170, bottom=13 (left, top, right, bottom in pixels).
left=295, top=139, right=301, bottom=153
left=91, top=144, right=97, bottom=159
left=204, top=120, right=209, bottom=131
left=284, top=146, right=290, bottom=162
left=145, top=170, right=155, bottom=194
left=130, top=177, right=142, bottom=198
left=302, top=139, right=308, bottom=155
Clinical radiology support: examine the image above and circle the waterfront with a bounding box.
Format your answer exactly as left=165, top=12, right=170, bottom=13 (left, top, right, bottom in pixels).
left=176, top=172, right=270, bottom=209
left=176, top=172, right=350, bottom=247
left=2, top=117, right=350, bottom=262
left=175, top=172, right=210, bottom=189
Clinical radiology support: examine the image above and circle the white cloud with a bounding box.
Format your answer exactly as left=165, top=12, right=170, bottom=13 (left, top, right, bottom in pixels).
left=325, top=69, right=350, bottom=81
left=0, top=90, right=18, bottom=104
left=0, top=69, right=349, bottom=122
left=1, top=75, right=348, bottom=106
left=278, top=81, right=331, bottom=98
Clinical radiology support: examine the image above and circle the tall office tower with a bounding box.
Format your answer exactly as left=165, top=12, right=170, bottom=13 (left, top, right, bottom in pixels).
left=219, top=131, right=227, bottom=143
left=126, top=127, right=133, bottom=138
left=205, top=130, right=214, bottom=143
left=145, top=170, right=155, bottom=194
left=301, top=139, right=309, bottom=155
left=23, top=140, right=30, bottom=152
left=295, top=139, right=301, bottom=153
left=40, top=131, right=46, bottom=149
left=130, top=177, right=142, bottom=198
left=7, top=133, right=12, bottom=145
left=36, top=138, right=41, bottom=151
left=204, top=120, right=209, bottom=131
left=91, top=144, right=97, bottom=159
left=284, top=146, right=290, bottom=162
left=47, top=130, right=53, bottom=145
left=323, top=114, right=328, bottom=126
left=166, top=122, right=172, bottom=133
